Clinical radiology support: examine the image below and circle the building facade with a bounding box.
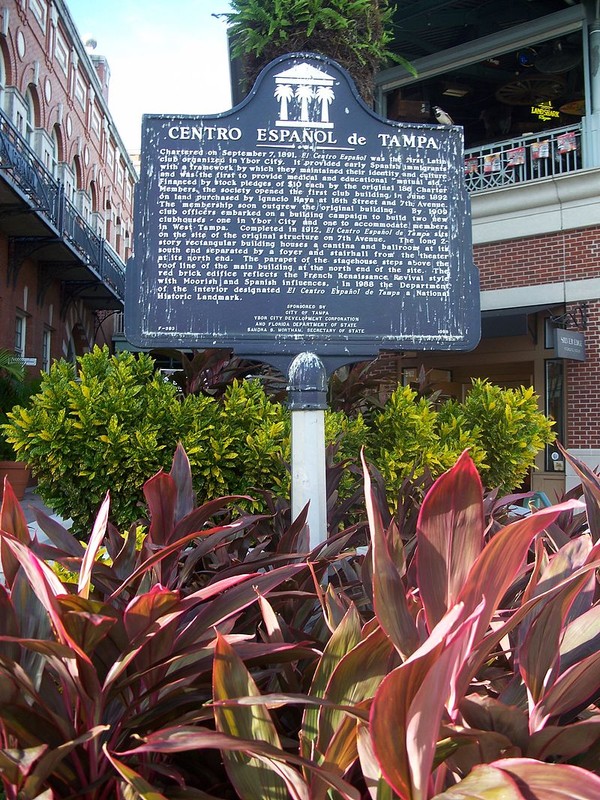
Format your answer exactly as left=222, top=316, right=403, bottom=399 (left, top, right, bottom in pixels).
left=374, top=0, right=600, bottom=496
left=0, top=0, right=135, bottom=372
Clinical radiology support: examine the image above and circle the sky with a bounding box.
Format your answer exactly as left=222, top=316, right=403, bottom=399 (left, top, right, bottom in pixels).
left=66, top=0, right=233, bottom=153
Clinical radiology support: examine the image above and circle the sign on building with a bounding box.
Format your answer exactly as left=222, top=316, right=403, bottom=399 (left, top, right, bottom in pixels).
left=555, top=328, right=586, bottom=361
left=126, top=53, right=480, bottom=359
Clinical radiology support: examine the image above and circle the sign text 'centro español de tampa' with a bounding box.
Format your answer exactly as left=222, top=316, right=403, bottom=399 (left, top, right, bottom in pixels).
left=126, top=53, right=480, bottom=358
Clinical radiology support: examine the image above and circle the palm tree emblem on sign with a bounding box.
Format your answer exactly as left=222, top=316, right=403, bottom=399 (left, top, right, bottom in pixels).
left=274, top=64, right=336, bottom=128
left=274, top=84, right=294, bottom=120
left=295, top=85, right=315, bottom=122
left=315, top=86, right=335, bottom=123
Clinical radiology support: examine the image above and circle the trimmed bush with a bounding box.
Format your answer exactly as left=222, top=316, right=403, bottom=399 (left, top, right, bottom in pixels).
left=4, top=349, right=555, bottom=532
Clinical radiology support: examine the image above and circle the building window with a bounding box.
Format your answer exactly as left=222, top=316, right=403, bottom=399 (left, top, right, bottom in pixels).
left=42, top=328, right=52, bottom=372
left=29, top=0, right=48, bottom=31
left=55, top=29, right=69, bottom=75
left=47, top=126, right=59, bottom=177
left=14, top=314, right=26, bottom=358
left=545, top=358, right=565, bottom=472
left=0, top=48, right=5, bottom=111
left=24, top=87, right=35, bottom=146
left=74, top=73, right=87, bottom=110
left=91, top=107, right=102, bottom=139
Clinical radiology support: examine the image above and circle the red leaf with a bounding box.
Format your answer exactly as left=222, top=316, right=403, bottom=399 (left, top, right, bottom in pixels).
left=498, top=757, right=600, bottom=799
left=123, top=584, right=181, bottom=643
left=530, top=648, right=600, bottom=732
left=1, top=479, right=31, bottom=589
left=417, top=450, right=484, bottom=631
left=457, top=500, right=583, bottom=646
left=371, top=602, right=483, bottom=800
left=363, top=452, right=420, bottom=659
left=519, top=568, right=593, bottom=712
left=121, top=727, right=360, bottom=799
left=144, top=471, right=176, bottom=546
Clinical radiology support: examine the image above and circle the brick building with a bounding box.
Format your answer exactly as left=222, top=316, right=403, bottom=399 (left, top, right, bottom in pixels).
left=0, top=0, right=135, bottom=371
left=372, top=0, right=600, bottom=496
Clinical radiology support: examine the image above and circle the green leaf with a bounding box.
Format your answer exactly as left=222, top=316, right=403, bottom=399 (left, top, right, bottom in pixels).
left=102, top=744, right=170, bottom=799
left=213, top=632, right=287, bottom=799
left=301, top=603, right=361, bottom=759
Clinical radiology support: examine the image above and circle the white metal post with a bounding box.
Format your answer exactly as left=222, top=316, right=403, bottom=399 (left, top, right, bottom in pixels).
left=287, top=352, right=328, bottom=550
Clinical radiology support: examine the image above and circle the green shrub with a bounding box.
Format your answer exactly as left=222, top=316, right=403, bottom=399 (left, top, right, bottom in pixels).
left=4, top=349, right=292, bottom=532
left=439, top=378, right=556, bottom=492
left=5, top=347, right=192, bottom=533
left=4, top=348, right=555, bottom=533
left=185, top=378, right=290, bottom=503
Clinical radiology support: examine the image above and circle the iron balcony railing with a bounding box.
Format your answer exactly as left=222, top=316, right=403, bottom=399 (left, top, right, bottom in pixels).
left=464, top=123, right=583, bottom=193
left=0, top=109, right=125, bottom=301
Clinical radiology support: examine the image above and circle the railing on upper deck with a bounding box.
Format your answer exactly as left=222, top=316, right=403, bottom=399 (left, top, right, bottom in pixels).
left=0, top=109, right=125, bottom=302
left=464, top=123, right=582, bottom=193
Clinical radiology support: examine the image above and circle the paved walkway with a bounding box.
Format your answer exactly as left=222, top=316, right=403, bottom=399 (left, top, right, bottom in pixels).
left=15, top=486, right=71, bottom=537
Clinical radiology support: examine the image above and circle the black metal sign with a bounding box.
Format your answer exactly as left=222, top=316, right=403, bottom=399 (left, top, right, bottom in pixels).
left=555, top=328, right=586, bottom=361
left=126, top=53, right=480, bottom=358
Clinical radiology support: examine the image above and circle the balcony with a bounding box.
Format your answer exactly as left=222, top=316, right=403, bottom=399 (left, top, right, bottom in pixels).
left=0, top=110, right=125, bottom=309
left=464, top=123, right=583, bottom=195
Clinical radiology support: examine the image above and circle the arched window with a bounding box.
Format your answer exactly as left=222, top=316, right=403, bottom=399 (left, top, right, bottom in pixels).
left=0, top=48, right=5, bottom=110
left=47, top=126, right=59, bottom=177
left=24, top=86, right=35, bottom=146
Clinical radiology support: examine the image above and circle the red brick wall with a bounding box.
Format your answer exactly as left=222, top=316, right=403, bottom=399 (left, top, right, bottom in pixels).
left=474, top=226, right=600, bottom=291
left=566, top=300, right=600, bottom=449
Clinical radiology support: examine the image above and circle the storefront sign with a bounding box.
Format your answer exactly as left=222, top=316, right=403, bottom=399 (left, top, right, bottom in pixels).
left=555, top=328, right=586, bottom=361
left=531, top=101, right=560, bottom=122
left=126, top=53, right=480, bottom=359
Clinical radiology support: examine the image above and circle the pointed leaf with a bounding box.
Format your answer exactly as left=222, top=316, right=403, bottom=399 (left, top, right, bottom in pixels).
left=371, top=603, right=483, bottom=800
left=431, top=763, right=524, bottom=799
left=0, top=478, right=29, bottom=541
left=78, top=492, right=110, bottom=599
left=30, top=507, right=84, bottom=556
left=417, top=450, right=484, bottom=631
left=0, top=534, right=87, bottom=658
left=498, top=758, right=600, bottom=799
left=1, top=480, right=31, bottom=588
left=530, top=648, right=600, bottom=731
left=520, top=566, right=594, bottom=708
left=213, top=632, right=287, bottom=800
left=457, top=500, right=583, bottom=645
left=169, top=442, right=195, bottom=523
left=144, top=471, right=176, bottom=546
left=102, top=744, right=170, bottom=799
left=560, top=446, right=600, bottom=542
left=301, top=604, right=361, bottom=759
left=363, top=452, right=419, bottom=658
left=317, top=624, right=393, bottom=757
left=109, top=517, right=256, bottom=600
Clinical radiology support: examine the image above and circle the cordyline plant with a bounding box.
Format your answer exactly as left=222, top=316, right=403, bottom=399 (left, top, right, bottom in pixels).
left=2, top=444, right=600, bottom=798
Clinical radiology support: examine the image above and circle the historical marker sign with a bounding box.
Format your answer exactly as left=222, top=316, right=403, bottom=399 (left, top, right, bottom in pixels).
left=126, top=53, right=480, bottom=358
